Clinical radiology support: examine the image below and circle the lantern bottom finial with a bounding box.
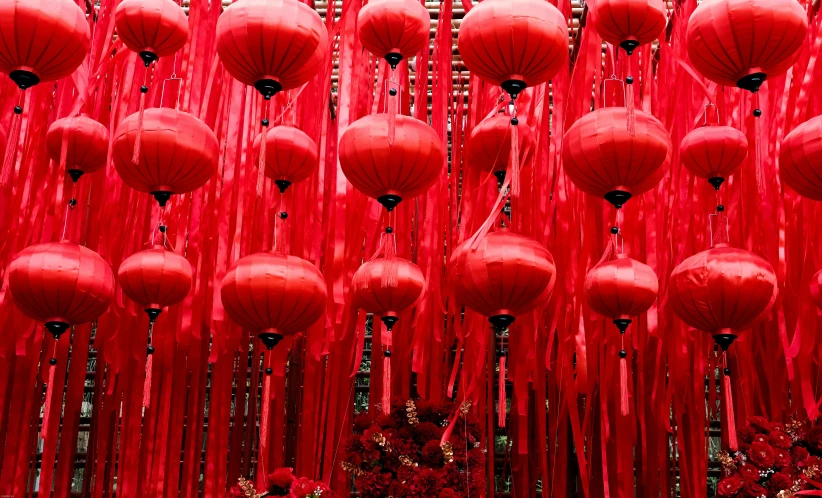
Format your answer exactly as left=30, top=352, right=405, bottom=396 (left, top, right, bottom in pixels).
left=385, top=53, right=403, bottom=70
left=254, top=79, right=283, bottom=100
left=708, top=177, right=725, bottom=191
left=619, top=40, right=640, bottom=56
left=259, top=332, right=284, bottom=350
left=713, top=333, right=737, bottom=351
left=151, top=191, right=173, bottom=207
left=378, top=194, right=403, bottom=212
left=737, top=72, right=766, bottom=93
left=45, top=321, right=71, bottom=340
left=139, top=51, right=159, bottom=67
left=274, top=179, right=292, bottom=194
left=67, top=169, right=85, bottom=183
left=145, top=308, right=162, bottom=324
left=501, top=80, right=527, bottom=100
left=604, top=190, right=632, bottom=209
left=489, top=314, right=515, bottom=332
left=9, top=70, right=39, bottom=90
left=613, top=318, right=632, bottom=333
left=381, top=315, right=399, bottom=331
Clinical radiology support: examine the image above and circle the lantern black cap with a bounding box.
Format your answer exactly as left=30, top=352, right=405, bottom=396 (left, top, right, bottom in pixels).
left=381, top=316, right=399, bottom=331
left=385, top=53, right=403, bottom=70
left=489, top=314, right=515, bottom=332
left=45, top=321, right=70, bottom=340
left=255, top=79, right=283, bottom=100
left=151, top=191, right=172, bottom=207
left=378, top=194, right=402, bottom=211
left=737, top=72, right=766, bottom=93
left=620, top=40, right=640, bottom=56
left=708, top=177, right=725, bottom=191
left=604, top=190, right=632, bottom=209
left=613, top=318, right=632, bottom=333
left=259, top=332, right=284, bottom=350
left=275, top=179, right=292, bottom=194
left=713, top=333, right=736, bottom=351
left=139, top=51, right=159, bottom=67
left=145, top=308, right=162, bottom=324
left=9, top=70, right=39, bottom=90
left=68, top=169, right=84, bottom=183
left=501, top=79, right=527, bottom=100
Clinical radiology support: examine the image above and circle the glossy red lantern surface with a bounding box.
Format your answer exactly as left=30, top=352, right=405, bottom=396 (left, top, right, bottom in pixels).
left=585, top=253, right=658, bottom=322
left=118, top=246, right=192, bottom=313
left=112, top=108, right=218, bottom=203
left=592, top=0, right=666, bottom=54
left=449, top=231, right=556, bottom=325
left=0, top=0, right=91, bottom=89
left=46, top=116, right=110, bottom=179
left=680, top=125, right=748, bottom=182
left=7, top=241, right=114, bottom=328
left=253, top=125, right=319, bottom=187
left=686, top=0, right=807, bottom=92
left=457, top=0, right=567, bottom=96
left=339, top=113, right=445, bottom=209
left=220, top=252, right=327, bottom=339
left=115, top=0, right=188, bottom=62
left=467, top=114, right=534, bottom=175
left=668, top=245, right=777, bottom=341
left=810, top=269, right=822, bottom=311
left=358, top=0, right=430, bottom=62
left=216, top=0, right=328, bottom=96
left=352, top=257, right=425, bottom=318
left=563, top=107, right=671, bottom=206
left=779, top=115, right=822, bottom=201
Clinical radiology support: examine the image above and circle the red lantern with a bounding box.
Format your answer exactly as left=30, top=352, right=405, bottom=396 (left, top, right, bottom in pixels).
left=7, top=241, right=114, bottom=339
left=668, top=245, right=777, bottom=349
left=357, top=0, right=430, bottom=67
left=118, top=245, right=192, bottom=323
left=112, top=108, right=219, bottom=206
left=810, top=269, right=822, bottom=310
left=592, top=0, right=667, bottom=55
left=253, top=125, right=319, bottom=192
left=449, top=231, right=556, bottom=329
left=686, top=0, right=807, bottom=92
left=467, top=113, right=534, bottom=179
left=779, top=115, right=822, bottom=201
left=680, top=125, right=748, bottom=189
left=0, top=0, right=91, bottom=89
left=352, top=255, right=425, bottom=330
left=563, top=107, right=671, bottom=207
left=216, top=0, right=328, bottom=98
left=585, top=253, right=658, bottom=331
left=115, top=0, right=189, bottom=66
left=220, top=251, right=327, bottom=349
left=457, top=0, right=568, bottom=98
left=339, top=113, right=445, bottom=211
left=46, top=116, right=109, bottom=182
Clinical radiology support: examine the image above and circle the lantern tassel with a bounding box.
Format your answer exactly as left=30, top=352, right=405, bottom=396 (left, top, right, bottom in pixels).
left=143, top=354, right=153, bottom=408
left=41, top=365, right=56, bottom=440
left=724, top=371, right=738, bottom=451
left=382, top=355, right=391, bottom=415
left=131, top=67, right=151, bottom=166
left=498, top=355, right=506, bottom=428
left=1, top=93, right=25, bottom=186
left=509, top=118, right=520, bottom=196
left=626, top=77, right=636, bottom=137
left=388, top=76, right=396, bottom=146
left=620, top=356, right=630, bottom=416
left=754, top=93, right=765, bottom=194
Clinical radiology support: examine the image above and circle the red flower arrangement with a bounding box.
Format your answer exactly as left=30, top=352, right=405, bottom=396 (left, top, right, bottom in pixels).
left=340, top=399, right=487, bottom=498
left=716, top=418, right=822, bottom=498
left=228, top=468, right=335, bottom=498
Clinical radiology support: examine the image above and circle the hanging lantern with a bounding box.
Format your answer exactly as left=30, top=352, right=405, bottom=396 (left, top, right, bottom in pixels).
left=0, top=0, right=91, bottom=89
left=220, top=252, right=327, bottom=350
left=592, top=0, right=667, bottom=55
left=686, top=0, right=807, bottom=92
left=357, top=0, right=430, bottom=68
left=563, top=107, right=671, bottom=208
left=46, top=116, right=110, bottom=182
left=252, top=125, right=319, bottom=193
left=216, top=0, right=328, bottom=99
left=585, top=253, right=658, bottom=331
left=118, top=245, right=192, bottom=323
left=810, top=269, right=822, bottom=311
left=115, top=0, right=189, bottom=66
left=457, top=0, right=568, bottom=99
left=352, top=252, right=425, bottom=331
left=339, top=113, right=445, bottom=211
left=7, top=241, right=114, bottom=340
left=681, top=125, right=748, bottom=190
left=467, top=113, right=534, bottom=181
left=779, top=115, right=822, bottom=201
left=449, top=231, right=556, bottom=330
left=112, top=108, right=219, bottom=206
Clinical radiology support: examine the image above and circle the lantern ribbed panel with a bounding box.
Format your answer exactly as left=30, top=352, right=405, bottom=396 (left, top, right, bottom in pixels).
left=115, top=0, right=189, bottom=57
left=779, top=115, right=822, bottom=201
left=118, top=246, right=192, bottom=310
left=253, top=126, right=319, bottom=184
left=593, top=0, right=667, bottom=49
left=680, top=125, right=748, bottom=181
left=358, top=0, right=431, bottom=59
left=585, top=254, right=658, bottom=321
left=352, top=258, right=425, bottom=316
left=46, top=116, right=110, bottom=176
left=467, top=114, right=534, bottom=174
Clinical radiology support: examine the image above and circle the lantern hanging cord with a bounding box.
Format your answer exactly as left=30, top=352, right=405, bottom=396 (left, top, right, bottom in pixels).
left=273, top=189, right=287, bottom=253
left=612, top=208, right=624, bottom=254
left=61, top=185, right=78, bottom=241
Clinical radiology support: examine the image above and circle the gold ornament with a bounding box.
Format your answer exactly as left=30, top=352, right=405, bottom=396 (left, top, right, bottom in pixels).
left=406, top=399, right=419, bottom=425
left=803, top=464, right=819, bottom=479
left=441, top=441, right=454, bottom=463
left=459, top=400, right=472, bottom=415
left=716, top=451, right=736, bottom=473
left=398, top=455, right=419, bottom=467
left=372, top=432, right=392, bottom=452
left=340, top=461, right=364, bottom=477
left=237, top=477, right=264, bottom=498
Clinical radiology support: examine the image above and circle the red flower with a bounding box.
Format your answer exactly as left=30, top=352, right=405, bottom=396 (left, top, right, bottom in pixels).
left=739, top=427, right=757, bottom=444
left=269, top=468, right=295, bottom=490
left=421, top=440, right=445, bottom=467
left=752, top=434, right=769, bottom=445
left=289, top=477, right=334, bottom=498
left=806, top=427, right=822, bottom=453
left=227, top=486, right=245, bottom=498
left=438, top=489, right=460, bottom=498
left=774, top=448, right=792, bottom=468
left=717, top=475, right=743, bottom=497
left=793, top=446, right=810, bottom=460
left=354, top=471, right=393, bottom=498
left=769, top=430, right=793, bottom=449
left=741, top=481, right=767, bottom=498
left=354, top=412, right=372, bottom=432
left=749, top=417, right=771, bottom=433
left=748, top=442, right=776, bottom=469
left=768, top=472, right=793, bottom=492
left=738, top=464, right=761, bottom=482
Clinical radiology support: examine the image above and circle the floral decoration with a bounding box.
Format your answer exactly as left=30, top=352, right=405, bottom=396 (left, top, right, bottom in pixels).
left=228, top=468, right=335, bottom=498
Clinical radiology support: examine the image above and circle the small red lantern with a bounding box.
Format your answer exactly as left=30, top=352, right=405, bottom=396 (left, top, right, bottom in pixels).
left=467, top=113, right=534, bottom=179
left=253, top=126, right=319, bottom=192
left=118, top=246, right=192, bottom=323
left=592, top=0, right=667, bottom=55
left=585, top=253, right=658, bottom=331
left=46, top=116, right=110, bottom=182
left=115, top=0, right=189, bottom=66
left=112, top=108, right=219, bottom=206
left=810, top=269, right=822, bottom=310
left=687, top=0, right=807, bottom=92
left=352, top=254, right=425, bottom=330
left=457, top=0, right=568, bottom=99
left=681, top=124, right=748, bottom=189
left=358, top=0, right=430, bottom=68
left=780, top=115, right=822, bottom=201
left=339, top=113, right=445, bottom=211
left=563, top=107, right=671, bottom=207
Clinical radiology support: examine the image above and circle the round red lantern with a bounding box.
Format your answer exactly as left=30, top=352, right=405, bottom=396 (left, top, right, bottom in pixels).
left=668, top=245, right=777, bottom=349
left=216, top=0, right=328, bottom=98
left=592, top=0, right=667, bottom=55
left=357, top=0, right=430, bottom=67
left=585, top=253, right=658, bottom=331
left=115, top=0, right=189, bottom=66
left=112, top=108, right=219, bottom=206
left=681, top=124, right=748, bottom=189
left=563, top=107, right=671, bottom=207
left=46, top=116, right=109, bottom=182
left=449, top=231, right=556, bottom=329
left=220, top=251, right=327, bottom=349
left=687, top=0, right=807, bottom=92
left=352, top=255, right=425, bottom=330
left=339, top=113, right=445, bottom=210
left=457, top=0, right=568, bottom=98
left=118, top=245, right=192, bottom=323
left=810, top=269, right=822, bottom=310
left=253, top=125, right=319, bottom=192
left=467, top=113, right=534, bottom=179
left=0, top=0, right=91, bottom=89
left=779, top=115, right=822, bottom=201
left=7, top=241, right=114, bottom=339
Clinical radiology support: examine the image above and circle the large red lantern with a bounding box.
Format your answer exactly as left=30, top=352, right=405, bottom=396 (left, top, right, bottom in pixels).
left=592, top=0, right=667, bottom=55
left=687, top=0, right=807, bottom=92
left=7, top=241, right=114, bottom=340
left=779, top=115, right=822, bottom=201
left=467, top=113, right=534, bottom=180
left=0, top=0, right=91, bottom=89
left=220, top=252, right=327, bottom=349
left=253, top=125, right=319, bottom=193
left=449, top=231, right=556, bottom=329
left=339, top=113, right=445, bottom=211
left=115, top=0, right=189, bottom=66
left=563, top=107, right=671, bottom=207
left=112, top=108, right=219, bottom=206
left=216, top=0, right=328, bottom=99
left=457, top=0, right=567, bottom=99
left=358, top=0, right=430, bottom=68
left=118, top=246, right=192, bottom=323
left=352, top=254, right=425, bottom=330
left=585, top=253, right=658, bottom=331
left=681, top=124, right=748, bottom=189
left=46, top=116, right=110, bottom=182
